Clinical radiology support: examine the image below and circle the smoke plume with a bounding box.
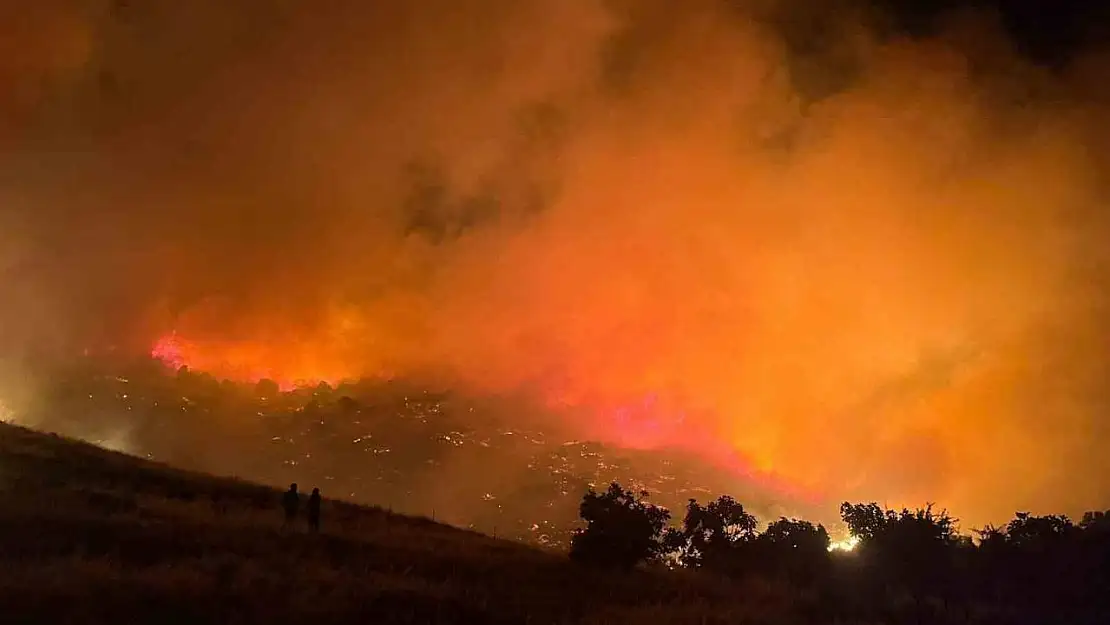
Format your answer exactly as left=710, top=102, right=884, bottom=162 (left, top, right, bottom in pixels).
left=3, top=0, right=1110, bottom=528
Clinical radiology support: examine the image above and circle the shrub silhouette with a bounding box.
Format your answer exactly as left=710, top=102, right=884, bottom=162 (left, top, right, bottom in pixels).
left=569, top=482, right=670, bottom=570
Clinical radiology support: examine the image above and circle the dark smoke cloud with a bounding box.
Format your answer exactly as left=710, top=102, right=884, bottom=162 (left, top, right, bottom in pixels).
left=3, top=0, right=1110, bottom=528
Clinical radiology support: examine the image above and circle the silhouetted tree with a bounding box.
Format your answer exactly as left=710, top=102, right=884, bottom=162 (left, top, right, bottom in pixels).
left=1078, top=510, right=1110, bottom=615
left=840, top=502, right=959, bottom=607
left=1004, top=511, right=1073, bottom=548
left=670, top=495, right=758, bottom=574
left=570, top=483, right=671, bottom=570
left=995, top=512, right=1080, bottom=614
left=972, top=523, right=1009, bottom=602
left=254, top=378, right=280, bottom=399
left=1080, top=509, right=1110, bottom=530
left=756, top=517, right=831, bottom=585
left=839, top=502, right=892, bottom=542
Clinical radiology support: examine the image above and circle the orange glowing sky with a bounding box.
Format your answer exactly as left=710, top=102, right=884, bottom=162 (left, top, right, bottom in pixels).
left=5, top=0, right=1110, bottom=529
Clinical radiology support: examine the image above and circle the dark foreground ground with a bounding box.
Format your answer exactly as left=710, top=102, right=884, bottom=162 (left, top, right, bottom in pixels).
left=0, top=422, right=797, bottom=625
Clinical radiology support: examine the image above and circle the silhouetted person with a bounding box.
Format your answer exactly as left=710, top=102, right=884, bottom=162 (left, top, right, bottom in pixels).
left=307, top=488, right=322, bottom=533
left=282, top=483, right=300, bottom=528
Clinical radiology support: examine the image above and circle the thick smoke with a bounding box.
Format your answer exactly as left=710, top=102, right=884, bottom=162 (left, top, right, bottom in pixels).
left=3, top=0, right=1110, bottom=527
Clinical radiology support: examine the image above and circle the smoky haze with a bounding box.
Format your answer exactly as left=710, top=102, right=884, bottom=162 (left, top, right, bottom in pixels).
left=3, top=0, right=1110, bottom=529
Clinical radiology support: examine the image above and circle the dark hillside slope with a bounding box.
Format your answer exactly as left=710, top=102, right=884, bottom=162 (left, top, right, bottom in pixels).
left=0, top=422, right=779, bottom=625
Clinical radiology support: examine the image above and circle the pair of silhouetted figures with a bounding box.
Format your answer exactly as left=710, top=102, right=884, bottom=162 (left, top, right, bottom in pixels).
left=282, top=483, right=321, bottom=532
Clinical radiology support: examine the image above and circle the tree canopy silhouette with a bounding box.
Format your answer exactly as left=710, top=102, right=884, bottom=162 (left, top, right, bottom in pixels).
left=569, top=482, right=670, bottom=570
left=574, top=483, right=1110, bottom=621
left=756, top=517, right=831, bottom=585
left=667, top=495, right=758, bottom=574
left=840, top=502, right=962, bottom=605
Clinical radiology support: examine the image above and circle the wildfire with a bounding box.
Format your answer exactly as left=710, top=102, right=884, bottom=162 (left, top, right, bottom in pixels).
left=597, top=395, right=822, bottom=503
left=150, top=332, right=354, bottom=390
left=828, top=535, right=861, bottom=552
left=148, top=333, right=820, bottom=504
left=151, top=333, right=186, bottom=370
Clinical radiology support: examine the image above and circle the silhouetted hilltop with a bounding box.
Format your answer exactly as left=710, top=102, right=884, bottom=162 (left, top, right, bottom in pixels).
left=0, top=421, right=773, bottom=625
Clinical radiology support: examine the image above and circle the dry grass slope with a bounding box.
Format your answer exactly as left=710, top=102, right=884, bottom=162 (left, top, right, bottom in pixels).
left=0, top=422, right=792, bottom=625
